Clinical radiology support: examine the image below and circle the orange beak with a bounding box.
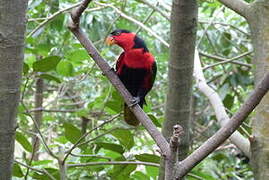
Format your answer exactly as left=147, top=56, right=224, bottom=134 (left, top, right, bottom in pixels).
left=105, top=36, right=116, bottom=45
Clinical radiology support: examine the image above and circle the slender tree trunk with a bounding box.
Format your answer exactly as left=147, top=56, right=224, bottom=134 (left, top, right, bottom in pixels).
left=248, top=1, right=269, bottom=179
left=159, top=0, right=197, bottom=179
left=0, top=0, right=28, bottom=179
left=32, top=78, right=44, bottom=160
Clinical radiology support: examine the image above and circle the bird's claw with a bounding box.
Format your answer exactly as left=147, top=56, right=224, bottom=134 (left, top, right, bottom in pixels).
left=128, top=97, right=140, bottom=107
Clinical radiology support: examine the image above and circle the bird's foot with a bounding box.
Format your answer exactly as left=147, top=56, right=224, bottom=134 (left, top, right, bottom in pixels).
left=128, top=97, right=140, bottom=107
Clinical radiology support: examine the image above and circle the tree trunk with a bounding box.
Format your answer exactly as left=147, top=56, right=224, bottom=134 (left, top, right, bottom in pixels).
left=248, top=1, right=269, bottom=179
left=0, top=0, right=28, bottom=179
left=159, top=0, right=197, bottom=179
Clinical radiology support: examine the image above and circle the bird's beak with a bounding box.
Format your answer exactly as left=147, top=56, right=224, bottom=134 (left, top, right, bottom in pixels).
left=105, top=36, right=116, bottom=45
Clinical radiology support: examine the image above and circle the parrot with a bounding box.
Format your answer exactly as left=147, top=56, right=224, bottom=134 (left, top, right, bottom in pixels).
left=106, top=29, right=157, bottom=126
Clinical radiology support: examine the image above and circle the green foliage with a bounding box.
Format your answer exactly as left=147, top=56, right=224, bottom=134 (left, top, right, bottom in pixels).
left=135, top=153, right=160, bottom=163
left=56, top=60, right=74, bottom=76
left=111, top=128, right=134, bottom=150
left=96, top=142, right=125, bottom=154
left=33, top=56, right=61, bottom=72
left=15, top=131, right=32, bottom=153
left=64, top=122, right=82, bottom=144
left=12, top=163, right=24, bottom=178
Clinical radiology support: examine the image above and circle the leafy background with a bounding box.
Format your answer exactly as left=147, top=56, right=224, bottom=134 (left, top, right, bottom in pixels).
left=14, top=0, right=253, bottom=179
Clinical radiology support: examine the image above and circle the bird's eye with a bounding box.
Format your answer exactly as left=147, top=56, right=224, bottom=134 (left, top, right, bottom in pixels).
left=114, top=32, right=121, bottom=36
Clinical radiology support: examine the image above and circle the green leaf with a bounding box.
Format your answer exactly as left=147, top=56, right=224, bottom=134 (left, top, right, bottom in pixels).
left=96, top=142, right=124, bottom=154
left=219, top=83, right=229, bottom=100
left=145, top=166, right=159, bottom=179
left=135, top=153, right=160, bottom=164
left=56, top=60, right=74, bottom=76
left=109, top=156, right=136, bottom=180
left=189, top=170, right=216, bottom=180
left=33, top=56, right=61, bottom=72
left=111, top=129, right=134, bottom=150
left=12, top=163, right=24, bottom=177
left=32, top=168, right=60, bottom=180
left=223, top=94, right=234, bottom=110
left=15, top=131, right=32, bottom=152
left=148, top=114, right=161, bottom=127
left=67, top=49, right=90, bottom=62
left=220, top=32, right=232, bottom=56
left=39, top=73, right=61, bottom=83
left=32, top=160, right=53, bottom=166
left=106, top=100, right=122, bottom=113
left=111, top=164, right=137, bottom=180
left=63, top=123, right=82, bottom=144
left=131, top=171, right=150, bottom=180
left=23, top=63, right=29, bottom=75
left=51, top=14, right=64, bottom=31
left=54, top=136, right=68, bottom=144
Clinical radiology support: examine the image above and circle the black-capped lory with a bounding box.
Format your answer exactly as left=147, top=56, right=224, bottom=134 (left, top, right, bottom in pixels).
left=106, top=29, right=157, bottom=126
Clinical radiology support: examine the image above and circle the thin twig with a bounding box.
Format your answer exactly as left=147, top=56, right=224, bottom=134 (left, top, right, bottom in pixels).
left=70, top=153, right=112, bottom=161
left=197, top=6, right=225, bottom=47
left=95, top=2, right=169, bottom=47
left=27, top=4, right=105, bottom=38
left=29, top=108, right=83, bottom=113
left=14, top=160, right=56, bottom=180
left=198, top=20, right=250, bottom=37
left=135, top=2, right=158, bottom=34
left=63, top=114, right=120, bottom=164
left=27, top=2, right=82, bottom=38
left=22, top=103, right=58, bottom=160
left=203, top=51, right=252, bottom=70
left=67, top=161, right=159, bottom=167
left=77, top=128, right=118, bottom=147
left=199, top=51, right=252, bottom=68
left=135, top=0, right=170, bottom=20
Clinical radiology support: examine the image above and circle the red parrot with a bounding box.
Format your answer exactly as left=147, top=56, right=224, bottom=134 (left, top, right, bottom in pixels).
left=106, top=29, right=157, bottom=126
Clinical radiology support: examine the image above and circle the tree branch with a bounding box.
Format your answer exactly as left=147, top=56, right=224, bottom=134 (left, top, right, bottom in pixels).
left=194, top=50, right=250, bottom=157
left=199, top=51, right=252, bottom=68
left=67, top=0, right=169, bottom=156
left=67, top=161, right=159, bottom=168
left=218, top=0, right=250, bottom=18
left=203, top=51, right=252, bottom=70
left=165, top=125, right=184, bottom=180
left=175, top=57, right=269, bottom=178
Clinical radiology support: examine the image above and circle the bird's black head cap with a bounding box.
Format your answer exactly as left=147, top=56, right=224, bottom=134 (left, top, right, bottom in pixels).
left=110, top=29, right=131, bottom=36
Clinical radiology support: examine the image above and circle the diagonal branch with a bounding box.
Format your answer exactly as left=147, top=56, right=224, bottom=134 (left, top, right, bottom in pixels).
left=218, top=0, right=250, bottom=18
left=68, top=0, right=169, bottom=156
left=174, top=52, right=269, bottom=178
